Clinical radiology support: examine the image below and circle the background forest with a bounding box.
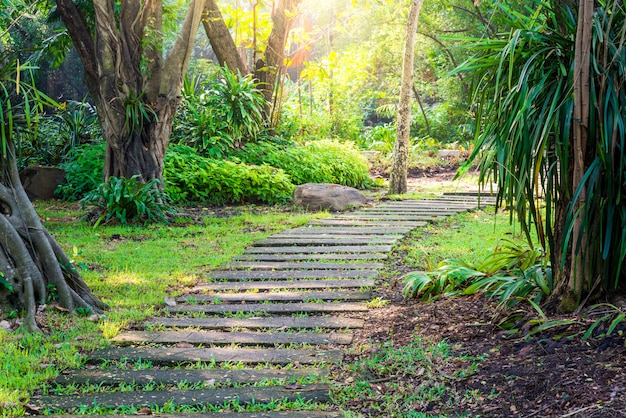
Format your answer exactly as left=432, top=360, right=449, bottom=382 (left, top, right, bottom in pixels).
left=6, top=0, right=478, bottom=204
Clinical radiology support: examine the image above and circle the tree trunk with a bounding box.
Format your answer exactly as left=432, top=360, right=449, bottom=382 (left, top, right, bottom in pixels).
left=0, top=140, right=107, bottom=332
left=389, top=0, right=423, bottom=195
left=55, top=0, right=204, bottom=184
left=201, top=0, right=250, bottom=75
left=559, top=0, right=594, bottom=311
left=254, top=0, right=302, bottom=126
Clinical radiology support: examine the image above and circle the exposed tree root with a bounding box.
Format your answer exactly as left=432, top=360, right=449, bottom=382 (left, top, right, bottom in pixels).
left=0, top=142, right=106, bottom=333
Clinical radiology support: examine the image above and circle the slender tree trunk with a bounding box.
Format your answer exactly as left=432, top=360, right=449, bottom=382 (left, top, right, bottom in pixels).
left=560, top=0, right=594, bottom=311
left=389, top=0, right=423, bottom=195
left=202, top=0, right=250, bottom=74
left=254, top=0, right=302, bottom=125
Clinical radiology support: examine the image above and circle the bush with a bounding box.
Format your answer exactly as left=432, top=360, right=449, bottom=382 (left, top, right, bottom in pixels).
left=56, top=142, right=105, bottom=201
left=15, top=100, right=101, bottom=170
left=229, top=139, right=373, bottom=189
left=81, top=175, right=173, bottom=226
left=164, top=144, right=294, bottom=205
left=171, top=68, right=266, bottom=159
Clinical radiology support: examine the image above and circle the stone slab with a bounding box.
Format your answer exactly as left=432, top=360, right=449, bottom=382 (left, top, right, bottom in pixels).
left=208, top=270, right=377, bottom=280
left=111, top=330, right=353, bottom=346
left=88, top=347, right=343, bottom=365
left=167, top=302, right=368, bottom=314
left=179, top=290, right=372, bottom=303
left=234, top=253, right=388, bottom=261
left=55, top=412, right=342, bottom=418
left=225, top=261, right=384, bottom=270
left=253, top=237, right=398, bottom=246
left=310, top=219, right=426, bottom=227
left=145, top=316, right=365, bottom=330
left=275, top=227, right=413, bottom=235
left=335, top=214, right=441, bottom=221
left=33, top=385, right=331, bottom=411
left=191, top=279, right=375, bottom=292
left=56, top=368, right=326, bottom=386
left=244, top=245, right=392, bottom=254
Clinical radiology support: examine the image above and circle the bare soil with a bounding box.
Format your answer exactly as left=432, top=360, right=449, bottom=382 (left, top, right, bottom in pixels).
left=337, top=174, right=626, bottom=417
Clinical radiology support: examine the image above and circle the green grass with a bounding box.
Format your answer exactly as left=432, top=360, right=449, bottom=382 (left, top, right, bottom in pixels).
left=332, top=336, right=490, bottom=417
left=0, top=201, right=325, bottom=416
left=399, top=209, right=531, bottom=271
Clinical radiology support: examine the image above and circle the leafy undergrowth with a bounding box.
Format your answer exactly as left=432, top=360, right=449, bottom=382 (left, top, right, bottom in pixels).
left=333, top=209, right=626, bottom=417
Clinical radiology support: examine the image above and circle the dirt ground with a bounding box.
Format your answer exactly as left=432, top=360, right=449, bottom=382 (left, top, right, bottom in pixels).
left=340, top=171, right=626, bottom=418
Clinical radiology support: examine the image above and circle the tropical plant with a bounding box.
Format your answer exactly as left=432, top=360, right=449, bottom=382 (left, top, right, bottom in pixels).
left=54, top=99, right=100, bottom=158
left=80, top=175, right=174, bottom=226
left=457, top=0, right=626, bottom=310
left=403, top=241, right=551, bottom=311
left=56, top=142, right=105, bottom=201
left=172, top=68, right=267, bottom=159
left=229, top=139, right=373, bottom=189
left=164, top=144, right=294, bottom=205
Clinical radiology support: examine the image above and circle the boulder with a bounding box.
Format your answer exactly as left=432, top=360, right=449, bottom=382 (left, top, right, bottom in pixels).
left=437, top=149, right=462, bottom=158
left=19, top=166, right=66, bottom=200
left=293, top=183, right=372, bottom=212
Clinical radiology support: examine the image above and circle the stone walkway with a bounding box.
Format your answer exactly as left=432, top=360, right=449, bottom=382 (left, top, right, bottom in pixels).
left=34, top=193, right=495, bottom=417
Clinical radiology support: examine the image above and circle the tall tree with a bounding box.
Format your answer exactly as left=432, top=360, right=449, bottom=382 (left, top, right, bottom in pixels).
left=389, top=0, right=424, bottom=195
left=460, top=0, right=626, bottom=310
left=54, top=0, right=205, bottom=184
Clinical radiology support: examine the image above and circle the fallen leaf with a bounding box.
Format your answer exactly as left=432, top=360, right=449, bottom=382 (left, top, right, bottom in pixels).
left=136, top=407, right=153, bottom=415
left=164, top=297, right=177, bottom=307
left=175, top=342, right=194, bottom=348
left=204, top=379, right=216, bottom=387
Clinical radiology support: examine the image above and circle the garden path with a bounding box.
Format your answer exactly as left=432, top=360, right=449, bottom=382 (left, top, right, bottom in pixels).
left=33, top=193, right=495, bottom=417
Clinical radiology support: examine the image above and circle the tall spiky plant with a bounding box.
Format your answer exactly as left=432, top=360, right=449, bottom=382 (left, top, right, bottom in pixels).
left=457, top=0, right=626, bottom=310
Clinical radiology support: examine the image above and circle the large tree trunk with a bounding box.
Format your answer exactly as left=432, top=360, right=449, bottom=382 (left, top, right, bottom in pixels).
left=389, top=0, right=423, bottom=195
left=201, top=0, right=250, bottom=75
left=0, top=140, right=106, bottom=332
left=55, top=0, right=204, bottom=184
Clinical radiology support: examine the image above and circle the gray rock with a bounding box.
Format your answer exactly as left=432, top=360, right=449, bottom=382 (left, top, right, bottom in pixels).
left=438, top=149, right=462, bottom=158
left=19, top=166, right=66, bottom=200
left=293, top=183, right=372, bottom=212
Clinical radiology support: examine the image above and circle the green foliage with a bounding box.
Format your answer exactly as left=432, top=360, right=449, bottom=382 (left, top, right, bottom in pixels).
left=583, top=304, right=626, bottom=340
left=122, top=91, right=157, bottom=135
left=335, top=336, right=486, bottom=416
left=358, top=123, right=396, bottom=154
left=16, top=99, right=101, bottom=169
left=56, top=142, right=105, bottom=201
left=404, top=241, right=551, bottom=310
left=230, top=139, right=373, bottom=189
left=80, top=175, right=173, bottom=226
left=164, top=144, right=294, bottom=205
left=458, top=0, right=626, bottom=301
left=172, top=68, right=266, bottom=159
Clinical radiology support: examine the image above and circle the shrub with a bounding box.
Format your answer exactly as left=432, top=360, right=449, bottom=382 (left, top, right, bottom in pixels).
left=56, top=142, right=105, bottom=201
left=80, top=175, right=173, bottom=226
left=164, top=144, right=294, bottom=205
left=230, top=139, right=373, bottom=189
left=171, top=68, right=266, bottom=159
left=15, top=100, right=101, bottom=169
